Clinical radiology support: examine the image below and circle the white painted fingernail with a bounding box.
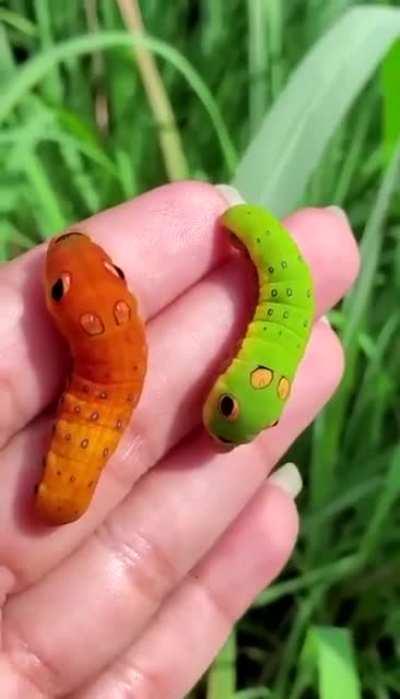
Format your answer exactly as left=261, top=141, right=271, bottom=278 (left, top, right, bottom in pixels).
left=320, top=315, right=331, bottom=327
left=325, top=205, right=350, bottom=224
left=215, top=184, right=245, bottom=206
left=268, top=463, right=303, bottom=499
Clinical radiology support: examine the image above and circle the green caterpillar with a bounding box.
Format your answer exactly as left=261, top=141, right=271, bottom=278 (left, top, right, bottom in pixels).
left=203, top=203, right=315, bottom=448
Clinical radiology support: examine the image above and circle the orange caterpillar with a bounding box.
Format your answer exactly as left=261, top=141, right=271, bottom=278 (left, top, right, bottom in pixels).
left=35, top=232, right=147, bottom=525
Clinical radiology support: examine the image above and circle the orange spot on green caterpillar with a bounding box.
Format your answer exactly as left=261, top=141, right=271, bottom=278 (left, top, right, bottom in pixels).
left=277, top=377, right=291, bottom=401
left=250, top=366, right=273, bottom=390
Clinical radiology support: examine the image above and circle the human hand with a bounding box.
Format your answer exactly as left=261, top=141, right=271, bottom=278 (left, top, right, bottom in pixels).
left=0, top=182, right=359, bottom=697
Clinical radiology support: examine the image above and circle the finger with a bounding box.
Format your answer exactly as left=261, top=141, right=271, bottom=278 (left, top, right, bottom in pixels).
left=0, top=657, right=43, bottom=699
left=3, top=321, right=342, bottom=696
left=0, top=181, right=229, bottom=446
left=76, top=475, right=299, bottom=699
left=0, top=206, right=357, bottom=591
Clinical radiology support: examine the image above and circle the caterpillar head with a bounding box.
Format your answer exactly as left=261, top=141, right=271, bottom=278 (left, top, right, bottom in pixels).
left=202, top=363, right=290, bottom=449
left=45, top=232, right=137, bottom=366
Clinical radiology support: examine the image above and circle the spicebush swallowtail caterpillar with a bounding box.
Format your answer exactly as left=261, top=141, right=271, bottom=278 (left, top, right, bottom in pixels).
left=203, top=203, right=315, bottom=448
left=36, top=232, right=147, bottom=525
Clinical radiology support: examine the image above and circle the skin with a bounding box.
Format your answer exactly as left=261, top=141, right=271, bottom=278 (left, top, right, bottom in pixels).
left=0, top=182, right=359, bottom=698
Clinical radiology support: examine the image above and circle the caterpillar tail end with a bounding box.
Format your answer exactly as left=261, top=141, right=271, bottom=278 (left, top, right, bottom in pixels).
left=35, top=483, right=86, bottom=526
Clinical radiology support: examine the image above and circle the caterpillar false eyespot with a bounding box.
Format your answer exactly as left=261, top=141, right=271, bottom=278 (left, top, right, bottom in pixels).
left=35, top=231, right=147, bottom=525
left=203, top=204, right=315, bottom=447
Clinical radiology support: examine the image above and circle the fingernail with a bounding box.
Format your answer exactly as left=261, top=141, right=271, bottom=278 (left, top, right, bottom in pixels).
left=320, top=314, right=331, bottom=327
left=215, top=184, right=245, bottom=206
left=325, top=205, right=350, bottom=225
left=268, top=462, right=303, bottom=499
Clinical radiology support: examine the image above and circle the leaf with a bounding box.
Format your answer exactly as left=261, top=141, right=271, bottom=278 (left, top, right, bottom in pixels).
left=381, top=38, right=400, bottom=164
left=358, top=446, right=400, bottom=562
left=311, top=144, right=400, bottom=504
left=234, top=690, right=271, bottom=698
left=207, top=632, right=236, bottom=699
left=233, top=6, right=400, bottom=215
left=300, top=626, right=361, bottom=699
left=0, top=31, right=237, bottom=174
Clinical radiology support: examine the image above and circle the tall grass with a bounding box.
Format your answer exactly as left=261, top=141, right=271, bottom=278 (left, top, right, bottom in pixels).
left=1, top=1, right=399, bottom=697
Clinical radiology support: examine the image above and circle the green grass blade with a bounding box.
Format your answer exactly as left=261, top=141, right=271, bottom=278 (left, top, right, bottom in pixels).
left=265, top=0, right=284, bottom=101
left=234, top=690, right=271, bottom=698
left=34, top=0, right=64, bottom=103
left=0, top=30, right=237, bottom=174
left=344, top=143, right=400, bottom=344
left=233, top=5, right=400, bottom=214
left=253, top=555, right=359, bottom=607
left=332, top=94, right=374, bottom=205
left=207, top=631, right=236, bottom=699
left=22, top=150, right=66, bottom=233
left=381, top=38, right=400, bottom=164
left=345, top=313, right=400, bottom=446
left=247, top=0, right=268, bottom=134
left=0, top=8, right=37, bottom=36
left=309, top=144, right=400, bottom=512
left=300, top=626, right=361, bottom=699
left=0, top=21, right=17, bottom=83
left=358, top=446, right=400, bottom=563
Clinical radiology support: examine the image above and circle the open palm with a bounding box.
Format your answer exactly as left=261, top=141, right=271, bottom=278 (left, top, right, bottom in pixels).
left=0, top=182, right=359, bottom=698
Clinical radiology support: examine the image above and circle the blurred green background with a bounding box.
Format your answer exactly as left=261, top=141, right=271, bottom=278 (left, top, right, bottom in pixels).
left=1, top=1, right=400, bottom=697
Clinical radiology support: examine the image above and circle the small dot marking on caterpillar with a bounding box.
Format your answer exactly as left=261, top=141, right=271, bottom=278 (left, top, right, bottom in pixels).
left=80, top=312, right=105, bottom=336
left=277, top=377, right=291, bottom=401
left=114, top=300, right=131, bottom=325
